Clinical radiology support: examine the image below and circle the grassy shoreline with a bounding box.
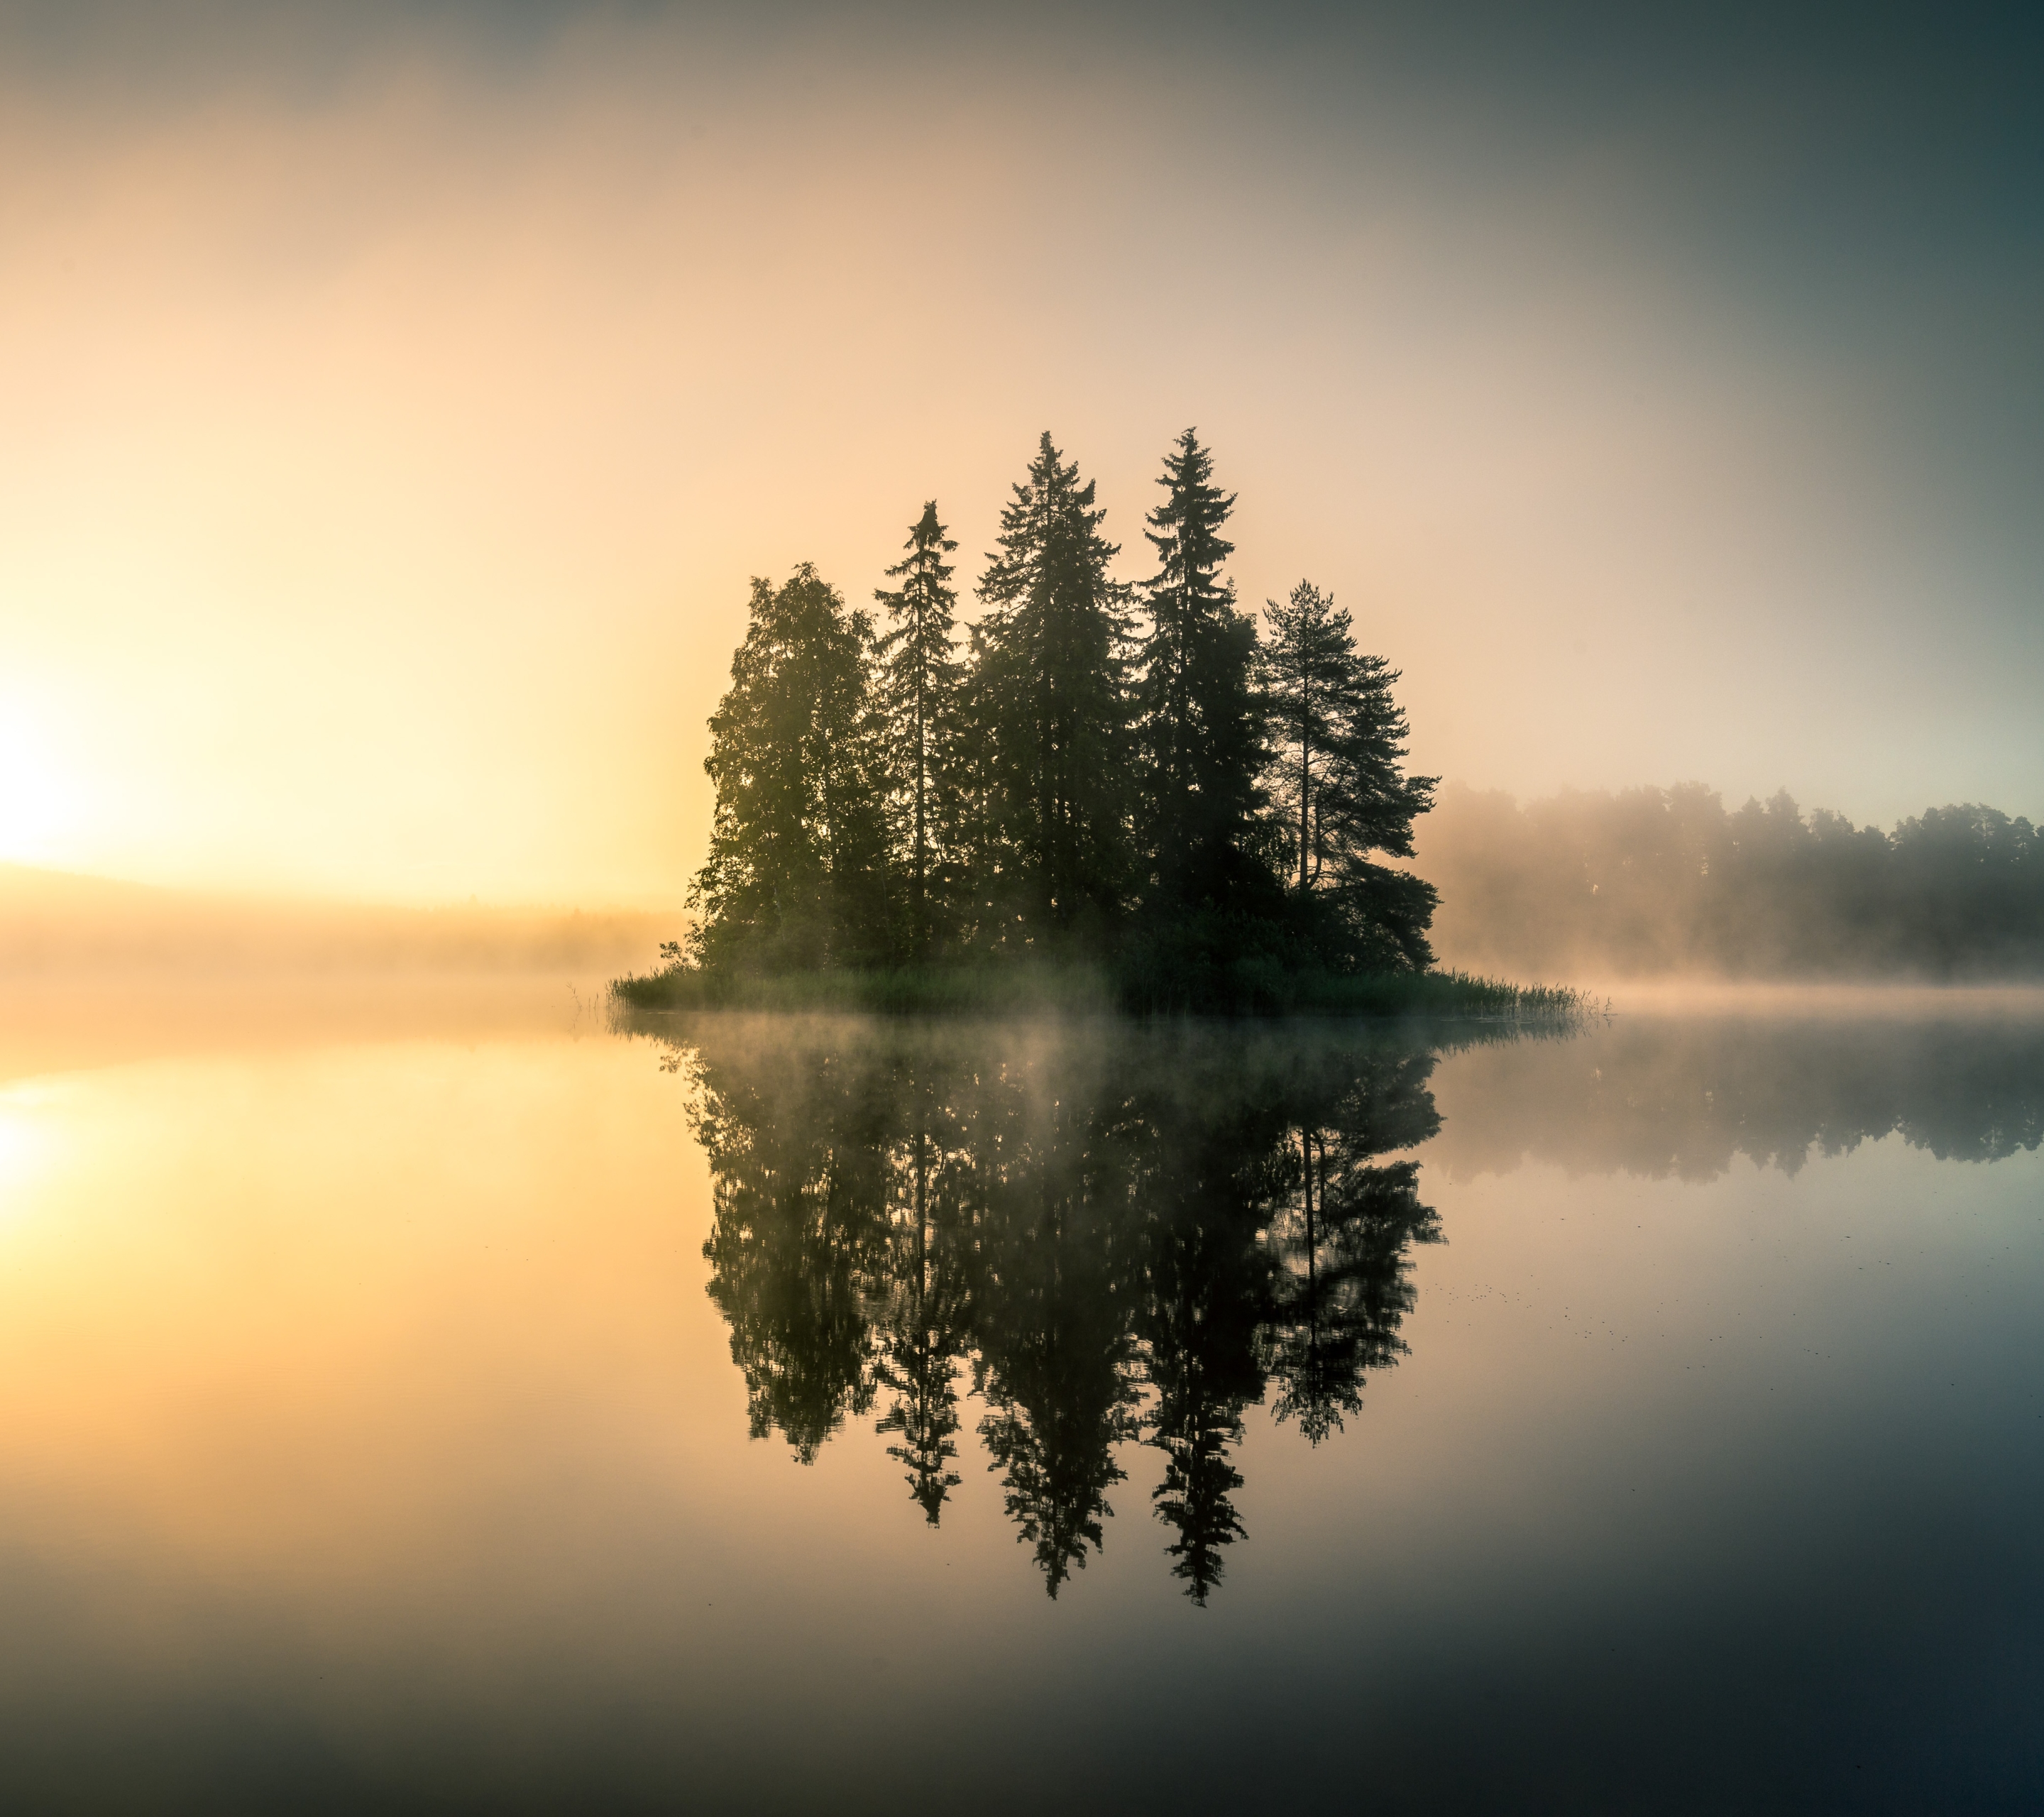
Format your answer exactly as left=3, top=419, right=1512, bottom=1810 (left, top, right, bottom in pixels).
left=609, top=960, right=1590, bottom=1022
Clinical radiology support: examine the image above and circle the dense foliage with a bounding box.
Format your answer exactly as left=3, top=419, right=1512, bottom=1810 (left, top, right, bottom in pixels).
left=1420, top=783, right=2044, bottom=979
left=685, top=430, right=1437, bottom=1004
left=688, top=566, right=890, bottom=972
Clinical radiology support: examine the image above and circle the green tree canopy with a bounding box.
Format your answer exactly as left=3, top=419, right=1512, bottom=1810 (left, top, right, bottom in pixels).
left=690, top=564, right=891, bottom=972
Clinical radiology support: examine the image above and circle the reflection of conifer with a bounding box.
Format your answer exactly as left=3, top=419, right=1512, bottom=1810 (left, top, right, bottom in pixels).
left=979, top=1364, right=1136, bottom=1599
left=1265, top=1133, right=1439, bottom=1445
left=874, top=1120, right=971, bottom=1522
left=1135, top=1099, right=1274, bottom=1605
left=974, top=1094, right=1141, bottom=1597
left=690, top=1041, right=894, bottom=1461
left=1143, top=1236, right=1258, bottom=1604
left=1150, top=1404, right=1246, bottom=1605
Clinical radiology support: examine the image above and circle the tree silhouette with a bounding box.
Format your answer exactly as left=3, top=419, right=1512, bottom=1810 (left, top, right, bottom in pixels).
left=1264, top=579, right=1439, bottom=970
left=874, top=503, right=965, bottom=962
left=689, top=566, right=891, bottom=972
left=972, top=432, right=1135, bottom=945
left=1134, top=429, right=1266, bottom=917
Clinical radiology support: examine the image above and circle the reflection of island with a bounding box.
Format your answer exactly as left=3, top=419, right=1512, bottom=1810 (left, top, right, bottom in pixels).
left=1428, top=1013, right=2044, bottom=1181
left=664, top=1017, right=1474, bottom=1602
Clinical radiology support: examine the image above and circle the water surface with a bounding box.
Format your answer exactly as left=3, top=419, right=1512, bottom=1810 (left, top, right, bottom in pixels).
left=0, top=988, right=2038, bottom=1812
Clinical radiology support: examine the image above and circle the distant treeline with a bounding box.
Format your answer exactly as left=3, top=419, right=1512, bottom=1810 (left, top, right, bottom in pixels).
left=675, top=431, right=1438, bottom=1009
left=1419, top=784, right=2044, bottom=979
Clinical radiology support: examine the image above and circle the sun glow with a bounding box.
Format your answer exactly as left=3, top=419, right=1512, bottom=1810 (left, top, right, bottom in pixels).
left=0, top=703, right=89, bottom=867
left=0, top=1087, right=59, bottom=1204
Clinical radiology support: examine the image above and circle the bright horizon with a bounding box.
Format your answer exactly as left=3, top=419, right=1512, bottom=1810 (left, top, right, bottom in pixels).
left=4, top=3, right=2038, bottom=906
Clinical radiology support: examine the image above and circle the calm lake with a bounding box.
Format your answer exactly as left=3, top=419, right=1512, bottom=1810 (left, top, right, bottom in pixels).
left=1, top=986, right=2038, bottom=1813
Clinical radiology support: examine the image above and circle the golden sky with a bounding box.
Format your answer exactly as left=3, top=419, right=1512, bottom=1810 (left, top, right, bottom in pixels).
left=4, top=4, right=2038, bottom=904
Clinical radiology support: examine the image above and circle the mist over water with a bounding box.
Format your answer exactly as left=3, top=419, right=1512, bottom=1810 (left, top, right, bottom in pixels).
left=0, top=987, right=2037, bottom=1811
left=2, top=3, right=2037, bottom=1807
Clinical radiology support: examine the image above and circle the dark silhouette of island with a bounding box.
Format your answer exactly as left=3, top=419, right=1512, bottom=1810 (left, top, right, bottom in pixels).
left=668, top=1015, right=1463, bottom=1602
left=617, top=429, right=1546, bottom=1016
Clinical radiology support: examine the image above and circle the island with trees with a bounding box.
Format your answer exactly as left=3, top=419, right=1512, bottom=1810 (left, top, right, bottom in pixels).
left=618, top=429, right=1574, bottom=1016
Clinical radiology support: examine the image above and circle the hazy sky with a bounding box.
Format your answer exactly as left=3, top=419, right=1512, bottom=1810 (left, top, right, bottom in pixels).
left=3, top=1, right=2038, bottom=903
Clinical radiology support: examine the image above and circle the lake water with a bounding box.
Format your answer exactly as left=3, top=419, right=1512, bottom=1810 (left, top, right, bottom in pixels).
left=1, top=985, right=2038, bottom=1813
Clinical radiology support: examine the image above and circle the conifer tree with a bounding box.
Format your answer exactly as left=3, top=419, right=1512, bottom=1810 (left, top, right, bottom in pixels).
left=973, top=432, right=1133, bottom=943
left=874, top=503, right=963, bottom=962
left=1265, top=580, right=1439, bottom=970
left=1264, top=581, right=1352, bottom=899
left=1134, top=429, right=1266, bottom=911
left=689, top=565, right=891, bottom=972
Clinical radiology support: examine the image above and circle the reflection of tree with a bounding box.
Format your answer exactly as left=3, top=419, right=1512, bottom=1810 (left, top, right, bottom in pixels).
left=1141, top=1205, right=1263, bottom=1603
left=1255, top=1047, right=1441, bottom=1446
left=1265, top=1144, right=1439, bottom=1444
left=1133, top=1077, right=1281, bottom=1603
left=690, top=1038, right=893, bottom=1461
left=974, top=1088, right=1142, bottom=1597
left=1426, top=1019, right=2044, bottom=1182
left=661, top=1016, right=1476, bottom=1599
left=873, top=1110, right=972, bottom=1523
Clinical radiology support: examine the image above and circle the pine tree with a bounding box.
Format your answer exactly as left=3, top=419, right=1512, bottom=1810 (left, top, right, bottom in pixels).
left=1134, top=429, right=1266, bottom=911
left=689, top=565, right=891, bottom=972
left=973, top=432, right=1133, bottom=945
left=874, top=503, right=963, bottom=962
left=1264, top=580, right=1439, bottom=970
left=1264, top=581, right=1351, bottom=898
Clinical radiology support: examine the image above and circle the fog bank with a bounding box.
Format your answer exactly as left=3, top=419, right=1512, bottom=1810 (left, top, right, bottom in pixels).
left=1415, top=783, right=2043, bottom=982
left=0, top=864, right=676, bottom=978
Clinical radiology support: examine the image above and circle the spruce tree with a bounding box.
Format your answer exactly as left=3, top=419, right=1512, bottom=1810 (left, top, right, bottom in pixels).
left=689, top=565, right=891, bottom=972
left=1264, top=581, right=1353, bottom=899
left=874, top=503, right=963, bottom=962
left=1134, top=429, right=1266, bottom=913
left=1264, top=580, right=1439, bottom=970
left=973, top=432, right=1133, bottom=944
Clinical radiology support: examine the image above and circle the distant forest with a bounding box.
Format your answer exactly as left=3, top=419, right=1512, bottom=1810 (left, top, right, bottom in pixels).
left=1421, top=783, right=2044, bottom=979
left=677, top=431, right=1437, bottom=1008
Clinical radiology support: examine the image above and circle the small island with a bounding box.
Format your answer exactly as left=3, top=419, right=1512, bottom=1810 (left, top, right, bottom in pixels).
left=616, top=429, right=1578, bottom=1019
